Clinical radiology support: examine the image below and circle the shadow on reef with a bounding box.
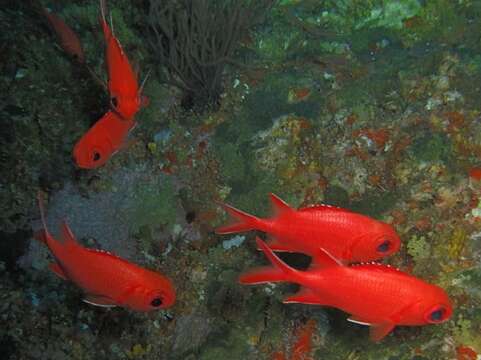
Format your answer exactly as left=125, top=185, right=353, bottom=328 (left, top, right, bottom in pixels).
left=0, top=230, right=31, bottom=273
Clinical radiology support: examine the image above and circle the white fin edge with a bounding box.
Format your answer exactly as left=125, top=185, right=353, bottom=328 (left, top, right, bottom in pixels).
left=82, top=299, right=117, bottom=308
left=347, top=318, right=372, bottom=326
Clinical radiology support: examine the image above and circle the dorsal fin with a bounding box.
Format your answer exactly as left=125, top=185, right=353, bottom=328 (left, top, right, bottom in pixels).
left=99, top=0, right=108, bottom=23
left=350, top=262, right=407, bottom=276
left=314, top=248, right=344, bottom=268
left=269, top=193, right=293, bottom=216
left=298, top=204, right=352, bottom=213
left=60, top=220, right=78, bottom=245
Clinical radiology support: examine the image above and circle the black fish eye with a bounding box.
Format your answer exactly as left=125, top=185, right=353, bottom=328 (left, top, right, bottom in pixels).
left=93, top=151, right=101, bottom=161
left=430, top=308, right=444, bottom=321
left=151, top=298, right=162, bottom=307
left=377, top=240, right=390, bottom=253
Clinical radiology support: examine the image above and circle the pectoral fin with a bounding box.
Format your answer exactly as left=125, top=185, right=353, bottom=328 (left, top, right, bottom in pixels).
left=369, top=323, right=395, bottom=342
left=83, top=294, right=117, bottom=308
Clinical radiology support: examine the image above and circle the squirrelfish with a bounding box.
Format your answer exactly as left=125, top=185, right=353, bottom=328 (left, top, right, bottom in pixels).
left=216, top=193, right=400, bottom=263
left=100, top=0, right=147, bottom=120
left=34, top=193, right=175, bottom=311
left=240, top=237, right=453, bottom=342
left=42, top=8, right=85, bottom=63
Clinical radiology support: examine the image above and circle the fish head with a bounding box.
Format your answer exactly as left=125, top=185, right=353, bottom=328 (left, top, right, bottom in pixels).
left=146, top=286, right=176, bottom=310
left=73, top=111, right=121, bottom=169
left=73, top=132, right=112, bottom=169
left=405, top=289, right=453, bottom=325
left=111, top=95, right=141, bottom=121
left=73, top=131, right=113, bottom=169
left=125, top=275, right=176, bottom=311
left=349, top=223, right=401, bottom=262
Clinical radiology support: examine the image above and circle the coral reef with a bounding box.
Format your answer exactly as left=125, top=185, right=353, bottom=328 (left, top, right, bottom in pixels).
left=2, top=0, right=481, bottom=359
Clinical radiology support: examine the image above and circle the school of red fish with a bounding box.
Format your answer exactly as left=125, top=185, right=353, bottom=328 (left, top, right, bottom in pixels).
left=217, top=195, right=453, bottom=342
left=38, top=0, right=452, bottom=347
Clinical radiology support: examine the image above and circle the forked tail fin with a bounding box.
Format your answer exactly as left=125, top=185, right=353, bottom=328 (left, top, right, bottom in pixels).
left=215, top=202, right=261, bottom=234
left=239, top=237, right=298, bottom=284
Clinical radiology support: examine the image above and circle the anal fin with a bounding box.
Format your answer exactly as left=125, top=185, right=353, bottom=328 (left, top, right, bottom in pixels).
left=83, top=294, right=117, bottom=308
left=261, top=237, right=293, bottom=252
left=283, top=287, right=324, bottom=305
left=369, top=323, right=395, bottom=342
left=49, top=262, right=68, bottom=280
left=347, top=315, right=372, bottom=326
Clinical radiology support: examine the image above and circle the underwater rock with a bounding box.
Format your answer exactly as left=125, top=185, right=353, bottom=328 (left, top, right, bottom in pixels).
left=19, top=164, right=180, bottom=272
left=172, top=313, right=213, bottom=356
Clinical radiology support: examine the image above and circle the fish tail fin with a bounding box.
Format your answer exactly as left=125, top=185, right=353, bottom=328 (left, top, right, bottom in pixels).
left=240, top=237, right=298, bottom=284
left=215, top=202, right=262, bottom=234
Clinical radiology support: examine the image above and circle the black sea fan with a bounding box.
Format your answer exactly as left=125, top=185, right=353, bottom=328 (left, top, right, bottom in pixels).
left=146, top=0, right=275, bottom=111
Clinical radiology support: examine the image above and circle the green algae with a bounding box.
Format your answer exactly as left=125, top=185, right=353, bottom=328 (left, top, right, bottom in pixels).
left=355, top=1, right=422, bottom=31
left=350, top=190, right=399, bottom=218
left=410, top=133, right=454, bottom=164
left=407, top=235, right=431, bottom=260
left=126, top=176, right=177, bottom=232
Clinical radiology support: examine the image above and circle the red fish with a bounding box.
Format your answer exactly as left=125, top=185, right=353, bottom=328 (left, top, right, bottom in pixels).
left=240, top=237, right=453, bottom=342
left=100, top=0, right=147, bottom=121
left=216, top=194, right=400, bottom=264
left=34, top=193, right=175, bottom=311
left=73, top=110, right=136, bottom=169
left=42, top=8, right=85, bottom=63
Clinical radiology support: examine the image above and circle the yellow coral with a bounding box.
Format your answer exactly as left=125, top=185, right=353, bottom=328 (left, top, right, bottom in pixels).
left=127, top=344, right=151, bottom=358
left=446, top=227, right=467, bottom=261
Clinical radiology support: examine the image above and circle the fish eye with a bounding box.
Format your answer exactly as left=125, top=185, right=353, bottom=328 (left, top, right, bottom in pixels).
left=151, top=297, right=163, bottom=307
left=377, top=240, right=391, bottom=253
left=93, top=151, right=101, bottom=162
left=111, top=97, right=118, bottom=109
left=430, top=308, right=445, bottom=322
